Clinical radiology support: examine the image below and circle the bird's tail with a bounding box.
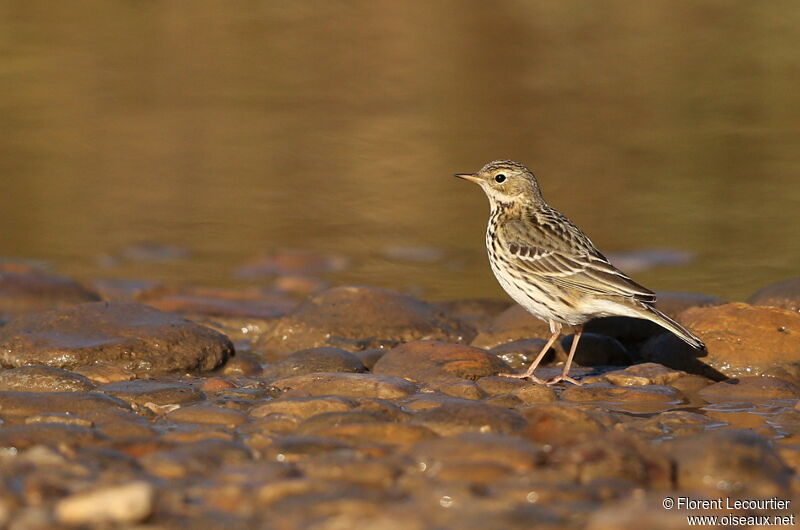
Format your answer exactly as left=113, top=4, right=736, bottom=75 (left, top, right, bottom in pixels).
left=637, top=305, right=705, bottom=349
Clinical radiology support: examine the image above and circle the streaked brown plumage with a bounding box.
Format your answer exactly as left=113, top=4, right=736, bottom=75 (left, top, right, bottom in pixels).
left=456, top=159, right=704, bottom=385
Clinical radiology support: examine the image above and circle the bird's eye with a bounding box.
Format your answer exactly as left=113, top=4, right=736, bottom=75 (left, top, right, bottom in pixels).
left=494, top=174, right=506, bottom=183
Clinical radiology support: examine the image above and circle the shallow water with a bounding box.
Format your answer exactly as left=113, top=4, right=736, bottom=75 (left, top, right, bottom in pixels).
left=2, top=1, right=799, bottom=301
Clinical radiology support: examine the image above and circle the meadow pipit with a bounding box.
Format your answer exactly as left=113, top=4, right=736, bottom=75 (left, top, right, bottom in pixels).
left=456, top=160, right=704, bottom=385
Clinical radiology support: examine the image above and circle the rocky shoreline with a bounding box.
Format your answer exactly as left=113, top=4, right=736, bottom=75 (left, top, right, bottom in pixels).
left=0, top=263, right=798, bottom=528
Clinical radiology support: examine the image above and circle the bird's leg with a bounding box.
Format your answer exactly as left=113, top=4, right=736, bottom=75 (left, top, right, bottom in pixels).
left=500, top=321, right=561, bottom=384
left=547, top=326, right=583, bottom=386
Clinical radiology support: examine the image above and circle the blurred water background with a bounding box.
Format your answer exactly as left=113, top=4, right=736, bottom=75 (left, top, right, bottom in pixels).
left=1, top=1, right=799, bottom=301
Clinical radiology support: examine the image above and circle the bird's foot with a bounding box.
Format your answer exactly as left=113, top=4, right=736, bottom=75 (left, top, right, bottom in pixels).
left=499, top=371, right=547, bottom=385
left=546, top=374, right=582, bottom=386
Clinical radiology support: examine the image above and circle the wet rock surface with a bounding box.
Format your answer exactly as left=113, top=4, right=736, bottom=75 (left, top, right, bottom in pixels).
left=641, top=302, right=800, bottom=378
left=0, top=275, right=798, bottom=529
left=257, top=286, right=475, bottom=356
left=0, top=301, right=234, bottom=375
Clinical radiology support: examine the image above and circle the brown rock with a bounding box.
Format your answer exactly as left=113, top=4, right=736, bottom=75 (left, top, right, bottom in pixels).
left=471, top=304, right=551, bottom=348
left=235, top=250, right=349, bottom=278
left=0, top=366, right=95, bottom=392
left=549, top=432, right=671, bottom=487
left=489, top=338, right=557, bottom=373
left=561, top=384, right=684, bottom=404
left=423, top=376, right=486, bottom=400
left=664, top=429, right=793, bottom=496
left=199, top=377, right=236, bottom=392
left=512, top=384, right=558, bottom=403
left=0, top=302, right=234, bottom=375
left=72, top=362, right=136, bottom=384
left=698, top=376, right=800, bottom=402
left=55, top=481, right=154, bottom=526
left=407, top=433, right=543, bottom=473
left=250, top=396, right=357, bottom=420
left=748, top=277, right=800, bottom=312
left=304, top=422, right=438, bottom=445
left=270, top=372, right=418, bottom=399
left=265, top=347, right=366, bottom=378
left=0, top=391, right=130, bottom=418
left=476, top=375, right=527, bottom=396
left=257, top=286, right=475, bottom=356
left=640, top=302, right=800, bottom=378
left=0, top=424, right=102, bottom=448
left=220, top=353, right=263, bottom=376
left=167, top=404, right=249, bottom=426
left=141, top=439, right=252, bottom=479
left=373, top=341, right=509, bottom=382
left=600, top=363, right=686, bottom=386
left=411, top=400, right=526, bottom=435
left=253, top=435, right=353, bottom=462
left=0, top=270, right=100, bottom=320
left=99, top=380, right=205, bottom=407
left=520, top=403, right=611, bottom=444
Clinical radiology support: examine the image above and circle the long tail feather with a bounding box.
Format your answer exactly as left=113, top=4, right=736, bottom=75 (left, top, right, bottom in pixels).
left=639, top=306, right=705, bottom=349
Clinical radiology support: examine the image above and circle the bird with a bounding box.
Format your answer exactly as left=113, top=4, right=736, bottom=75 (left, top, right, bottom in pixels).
left=455, top=159, right=705, bottom=385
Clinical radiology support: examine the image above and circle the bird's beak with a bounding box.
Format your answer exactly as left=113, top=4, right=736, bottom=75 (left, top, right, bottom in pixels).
left=454, top=173, right=482, bottom=184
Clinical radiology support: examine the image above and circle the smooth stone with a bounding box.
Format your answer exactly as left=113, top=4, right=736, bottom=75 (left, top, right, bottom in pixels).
left=411, top=401, right=526, bottom=435
left=270, top=372, right=418, bottom=399
left=99, top=380, right=205, bottom=407
left=257, top=286, right=475, bottom=356
left=548, top=432, right=672, bottom=487
left=167, top=404, right=249, bottom=426
left=489, top=338, right=557, bottom=372
left=748, top=277, right=800, bottom=312
left=0, top=302, right=234, bottom=375
left=295, top=410, right=398, bottom=434
left=476, top=375, right=527, bottom=396
left=351, top=349, right=386, bottom=371
left=0, top=424, right=102, bottom=448
left=24, top=413, right=93, bottom=427
left=640, top=302, right=800, bottom=378
left=373, top=340, right=510, bottom=382
left=424, top=376, right=486, bottom=400
left=220, top=353, right=264, bottom=376
left=408, top=433, right=543, bottom=473
left=141, top=439, right=252, bottom=479
left=72, top=362, right=136, bottom=384
left=471, top=304, right=551, bottom=348
left=265, top=347, right=366, bottom=378
left=560, top=384, right=684, bottom=404
left=511, top=384, right=558, bottom=403
left=0, top=391, right=130, bottom=417
left=0, top=366, right=95, bottom=392
left=600, top=363, right=686, bottom=386
left=254, top=435, right=353, bottom=463
left=0, top=270, right=100, bottom=320
left=55, top=481, right=154, bottom=525
left=250, top=396, right=358, bottom=420
left=664, top=429, right=793, bottom=496
left=199, top=377, right=236, bottom=392
left=304, top=422, right=438, bottom=445
left=520, top=403, right=612, bottom=444
left=697, top=376, right=800, bottom=402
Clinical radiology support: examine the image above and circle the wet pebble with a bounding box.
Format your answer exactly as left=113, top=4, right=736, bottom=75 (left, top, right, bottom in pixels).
left=411, top=400, right=527, bottom=435
left=373, top=340, right=509, bottom=382
left=0, top=302, right=234, bottom=375
left=470, top=304, right=550, bottom=348
left=99, top=380, right=205, bottom=407
left=257, top=286, right=475, bottom=356
left=270, top=372, right=418, bottom=399
left=250, top=396, right=358, bottom=420
left=167, top=404, right=249, bottom=426
left=0, top=366, right=95, bottom=392
left=641, top=302, right=800, bottom=378
left=0, top=270, right=100, bottom=320
left=265, top=347, right=366, bottom=378
left=748, top=277, right=800, bottom=312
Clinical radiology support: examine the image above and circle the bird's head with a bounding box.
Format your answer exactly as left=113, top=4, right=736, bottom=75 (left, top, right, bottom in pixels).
left=455, top=159, right=543, bottom=205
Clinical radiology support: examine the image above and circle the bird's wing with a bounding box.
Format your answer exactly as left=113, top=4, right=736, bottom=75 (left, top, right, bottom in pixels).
left=500, top=214, right=656, bottom=303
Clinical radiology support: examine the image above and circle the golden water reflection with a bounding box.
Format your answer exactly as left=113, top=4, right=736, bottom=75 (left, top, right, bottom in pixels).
left=1, top=1, right=799, bottom=301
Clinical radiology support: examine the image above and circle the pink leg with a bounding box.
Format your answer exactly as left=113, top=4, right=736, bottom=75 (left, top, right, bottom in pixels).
left=500, top=321, right=561, bottom=384
left=547, top=326, right=583, bottom=386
